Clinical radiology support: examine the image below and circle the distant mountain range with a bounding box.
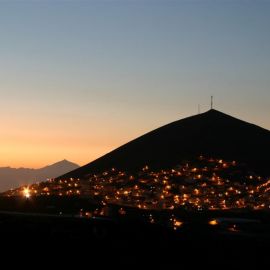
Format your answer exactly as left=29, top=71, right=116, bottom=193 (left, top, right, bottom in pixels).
left=0, top=160, right=80, bottom=191
left=59, top=109, right=270, bottom=180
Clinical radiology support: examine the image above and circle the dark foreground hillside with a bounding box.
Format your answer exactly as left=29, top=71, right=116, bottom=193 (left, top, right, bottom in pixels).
left=0, top=201, right=269, bottom=267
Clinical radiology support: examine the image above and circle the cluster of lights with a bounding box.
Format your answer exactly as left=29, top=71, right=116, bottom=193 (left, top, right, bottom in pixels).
left=4, top=156, right=270, bottom=211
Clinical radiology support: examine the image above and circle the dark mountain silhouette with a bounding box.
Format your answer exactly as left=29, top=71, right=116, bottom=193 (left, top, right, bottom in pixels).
left=0, top=160, right=79, bottom=191
left=59, top=109, right=270, bottom=180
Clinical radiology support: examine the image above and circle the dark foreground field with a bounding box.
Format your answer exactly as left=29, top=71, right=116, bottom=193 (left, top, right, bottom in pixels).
left=0, top=210, right=270, bottom=267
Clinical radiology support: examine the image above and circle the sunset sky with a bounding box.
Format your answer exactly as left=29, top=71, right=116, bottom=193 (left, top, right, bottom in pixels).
left=0, top=0, right=270, bottom=168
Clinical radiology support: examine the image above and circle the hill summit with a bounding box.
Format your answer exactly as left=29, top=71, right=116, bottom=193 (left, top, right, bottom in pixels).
left=60, top=109, right=270, bottom=179
left=0, top=160, right=80, bottom=192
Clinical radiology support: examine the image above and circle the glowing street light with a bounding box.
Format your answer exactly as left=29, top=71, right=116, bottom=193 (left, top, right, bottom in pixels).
left=209, top=219, right=218, bottom=226
left=23, top=187, right=31, bottom=199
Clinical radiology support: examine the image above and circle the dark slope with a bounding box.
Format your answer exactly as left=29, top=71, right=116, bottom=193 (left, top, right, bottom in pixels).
left=59, top=109, right=270, bottom=179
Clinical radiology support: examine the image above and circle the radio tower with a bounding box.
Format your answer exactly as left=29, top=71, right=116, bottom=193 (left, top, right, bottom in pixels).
left=211, top=96, right=213, bottom=110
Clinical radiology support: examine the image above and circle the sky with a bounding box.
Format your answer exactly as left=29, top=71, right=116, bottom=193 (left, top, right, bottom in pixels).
left=0, top=0, right=269, bottom=168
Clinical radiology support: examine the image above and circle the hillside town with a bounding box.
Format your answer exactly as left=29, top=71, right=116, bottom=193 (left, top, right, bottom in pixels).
left=4, top=156, right=270, bottom=212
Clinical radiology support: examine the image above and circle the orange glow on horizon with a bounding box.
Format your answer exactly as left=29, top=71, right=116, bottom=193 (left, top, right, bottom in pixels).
left=0, top=103, right=161, bottom=168
left=0, top=141, right=115, bottom=169
left=1, top=105, right=270, bottom=169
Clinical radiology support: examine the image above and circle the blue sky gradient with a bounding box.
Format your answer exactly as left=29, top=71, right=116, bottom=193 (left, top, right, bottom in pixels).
left=0, top=0, right=269, bottom=167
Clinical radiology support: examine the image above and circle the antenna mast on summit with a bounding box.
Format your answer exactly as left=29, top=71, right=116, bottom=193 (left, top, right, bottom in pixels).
left=211, top=96, right=213, bottom=110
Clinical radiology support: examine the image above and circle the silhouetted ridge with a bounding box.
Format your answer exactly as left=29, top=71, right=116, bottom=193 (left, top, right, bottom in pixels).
left=59, top=109, right=270, bottom=179
left=0, top=160, right=80, bottom=191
